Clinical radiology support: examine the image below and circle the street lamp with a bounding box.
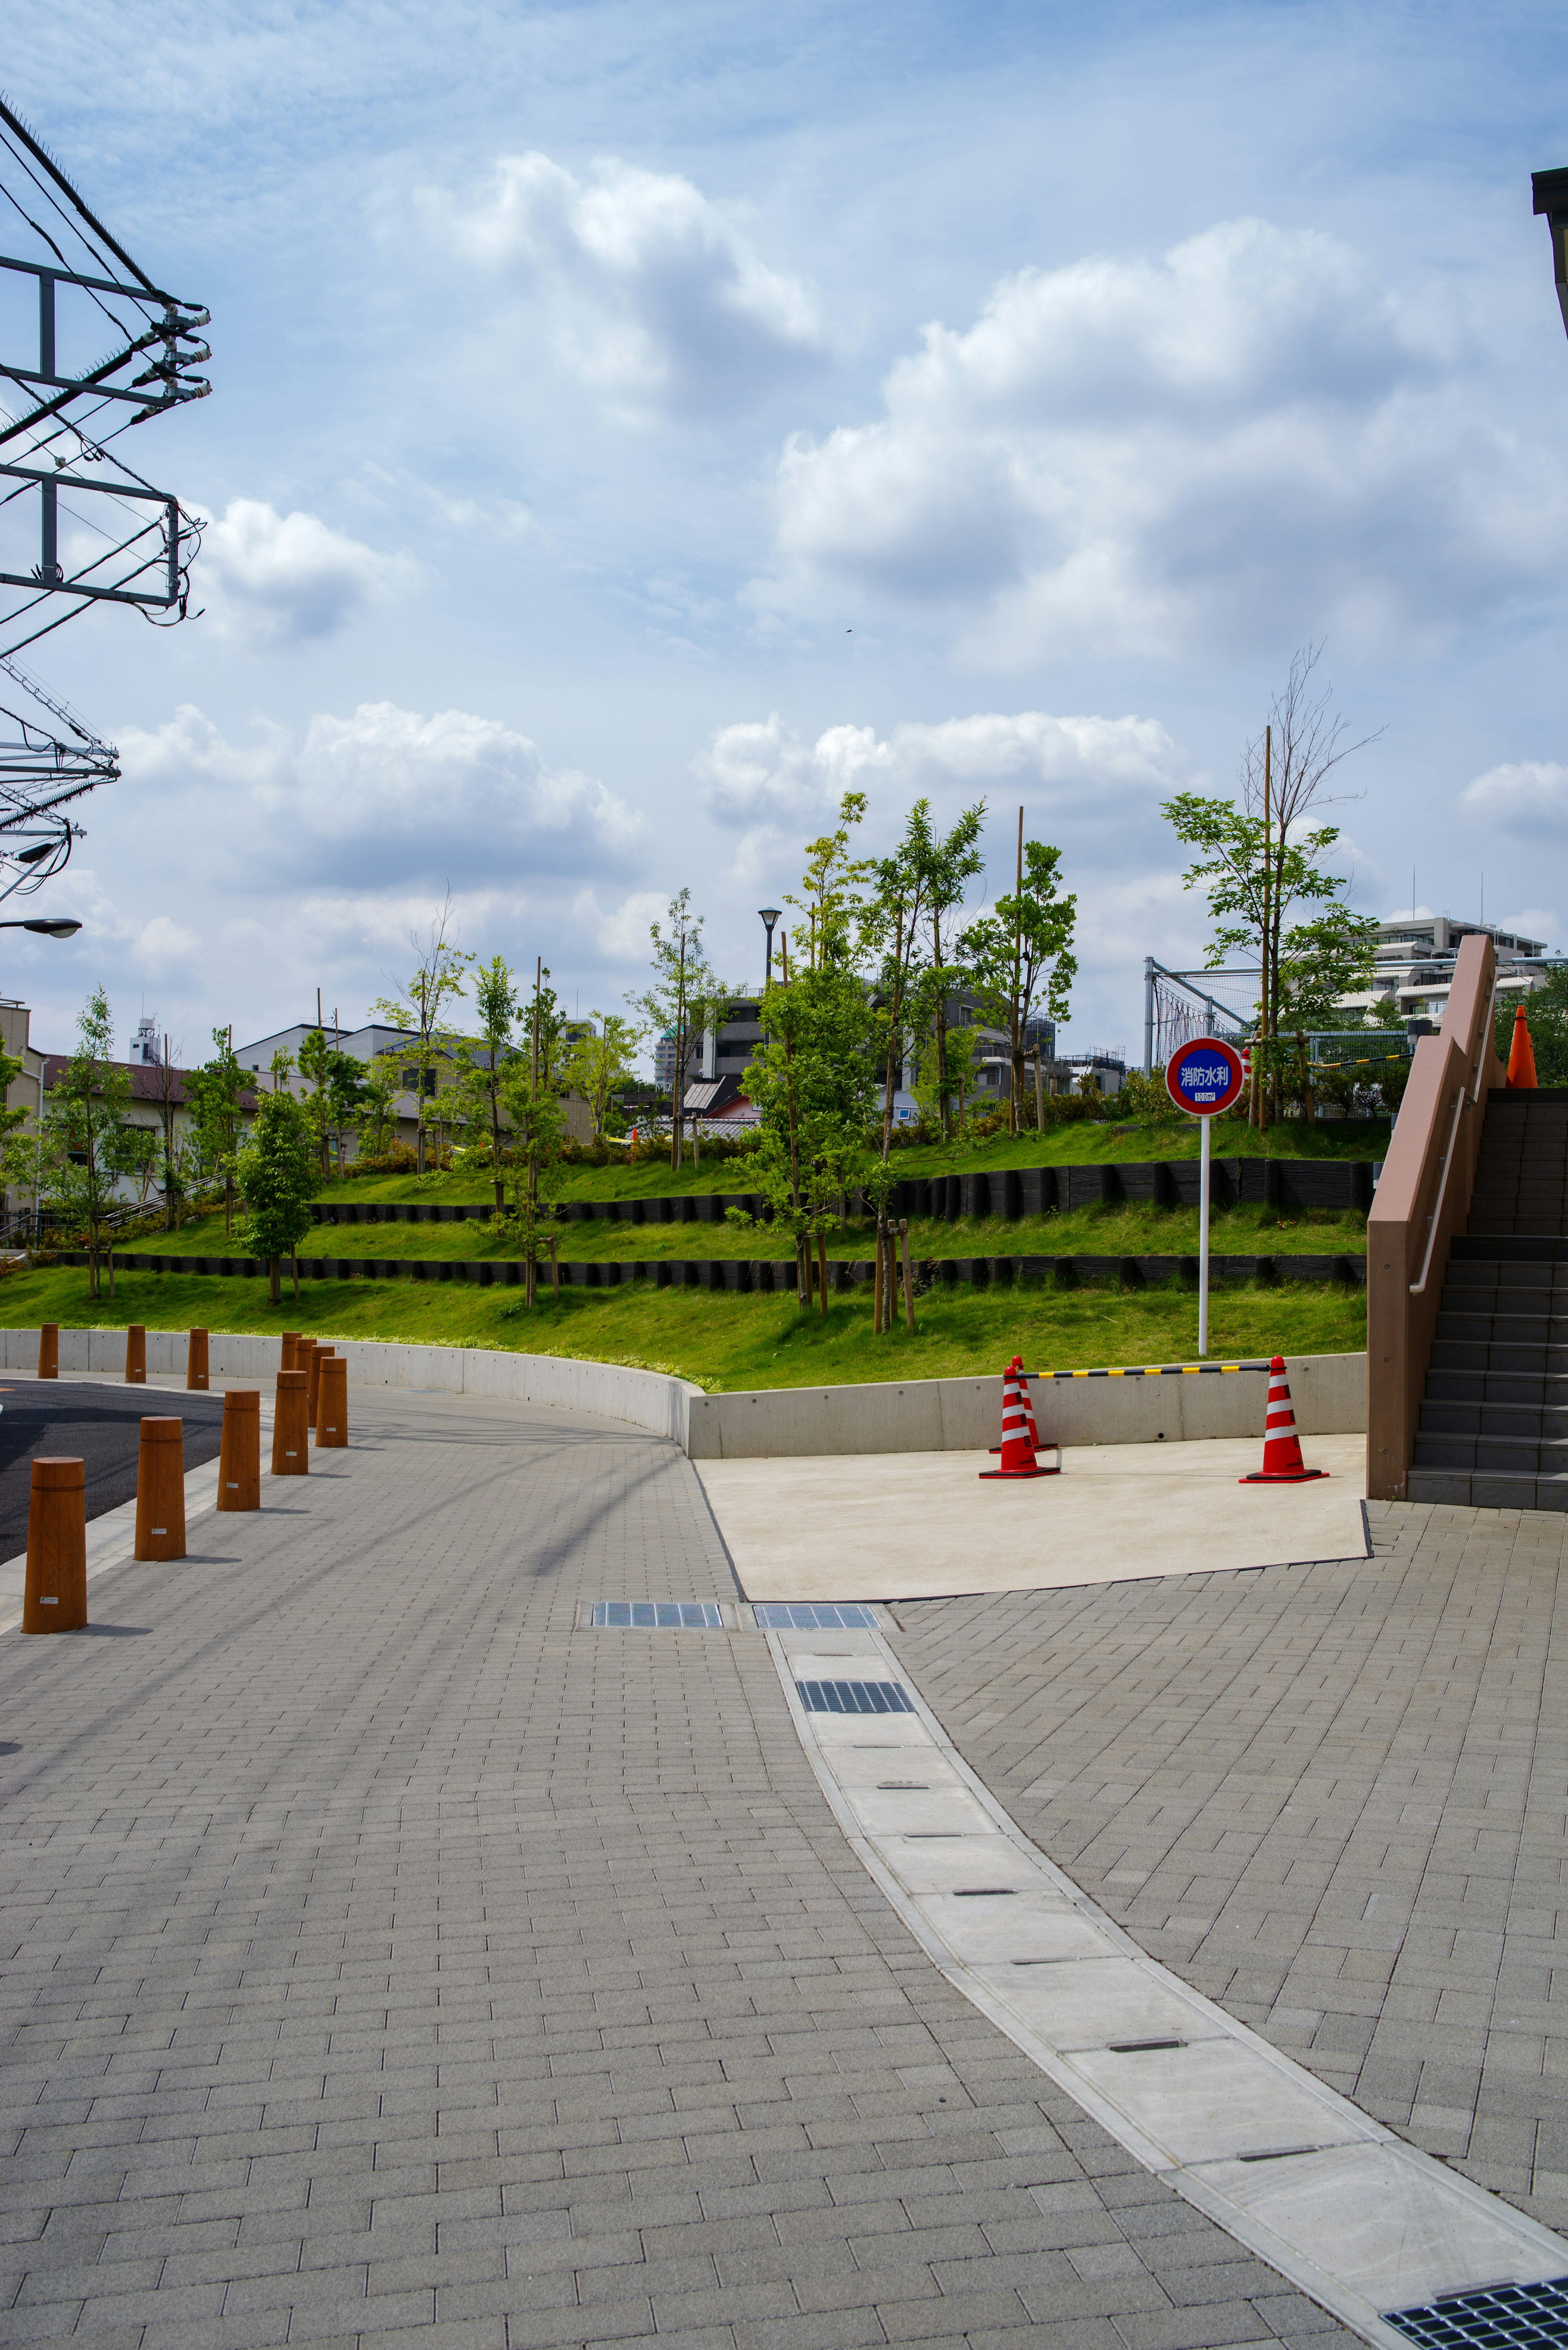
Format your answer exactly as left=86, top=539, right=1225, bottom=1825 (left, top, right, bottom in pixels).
left=4, top=919, right=80, bottom=937
left=1532, top=169, right=1568, bottom=340
left=758, top=908, right=781, bottom=989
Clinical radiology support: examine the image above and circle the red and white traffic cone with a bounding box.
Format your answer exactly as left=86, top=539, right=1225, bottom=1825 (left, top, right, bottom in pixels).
left=1240, top=1356, right=1328, bottom=1485
left=980, top=1362, right=1051, bottom=1481
left=1018, top=1364, right=1045, bottom=1456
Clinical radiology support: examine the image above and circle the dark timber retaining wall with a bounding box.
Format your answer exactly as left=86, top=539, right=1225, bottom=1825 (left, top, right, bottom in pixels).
left=307, top=1159, right=1373, bottom=1229
left=80, top=1250, right=1366, bottom=1290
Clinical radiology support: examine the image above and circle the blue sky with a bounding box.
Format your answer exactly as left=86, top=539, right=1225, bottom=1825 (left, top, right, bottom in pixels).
left=5, top=0, right=1568, bottom=1064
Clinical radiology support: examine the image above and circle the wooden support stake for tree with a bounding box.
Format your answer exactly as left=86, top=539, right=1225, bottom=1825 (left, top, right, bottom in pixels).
left=872, top=1229, right=883, bottom=1331
left=899, top=1220, right=916, bottom=1331
left=549, top=1235, right=559, bottom=1299
left=817, top=1233, right=828, bottom=1320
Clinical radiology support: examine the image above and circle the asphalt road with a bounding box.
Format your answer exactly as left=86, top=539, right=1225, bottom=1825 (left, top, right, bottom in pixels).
left=0, top=1382, right=227, bottom=1558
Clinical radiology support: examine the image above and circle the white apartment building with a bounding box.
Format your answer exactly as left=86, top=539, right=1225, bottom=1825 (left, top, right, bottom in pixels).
left=1336, top=916, right=1552, bottom=1028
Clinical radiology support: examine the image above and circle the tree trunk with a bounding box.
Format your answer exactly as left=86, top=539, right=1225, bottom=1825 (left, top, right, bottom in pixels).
left=1033, top=1048, right=1045, bottom=1133
left=817, top=1232, right=829, bottom=1320
left=292, top=1246, right=299, bottom=1302
left=549, top=1235, right=559, bottom=1300
left=899, top=1220, right=916, bottom=1331
left=270, top=1255, right=280, bottom=1305
left=873, top=1220, right=884, bottom=1333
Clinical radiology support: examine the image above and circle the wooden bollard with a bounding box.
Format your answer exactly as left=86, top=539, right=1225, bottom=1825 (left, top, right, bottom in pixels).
left=22, top=1458, right=86, bottom=1632
left=186, top=1328, right=209, bottom=1390
left=36, top=1323, right=57, bottom=1380
left=281, top=1331, right=302, bottom=1371
left=272, top=1368, right=309, bottom=1475
left=217, top=1390, right=261, bottom=1510
left=134, top=1418, right=186, bottom=1561
left=307, top=1344, right=333, bottom=1436
left=316, top=1355, right=347, bottom=1448
left=125, top=1324, right=146, bottom=1384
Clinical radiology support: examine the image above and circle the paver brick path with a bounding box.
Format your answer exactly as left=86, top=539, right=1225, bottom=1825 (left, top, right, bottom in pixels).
left=888, top=1498, right=1568, bottom=2232
left=0, top=1391, right=1354, bottom=2350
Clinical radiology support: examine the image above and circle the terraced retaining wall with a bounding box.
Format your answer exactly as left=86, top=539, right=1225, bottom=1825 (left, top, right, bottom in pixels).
left=308, top=1156, right=1376, bottom=1227
left=71, top=1249, right=1368, bottom=1289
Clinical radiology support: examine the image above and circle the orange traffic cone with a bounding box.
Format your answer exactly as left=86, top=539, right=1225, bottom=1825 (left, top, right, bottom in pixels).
left=1240, top=1356, right=1328, bottom=1484
left=1507, top=1004, right=1538, bottom=1090
left=980, top=1362, right=1051, bottom=1480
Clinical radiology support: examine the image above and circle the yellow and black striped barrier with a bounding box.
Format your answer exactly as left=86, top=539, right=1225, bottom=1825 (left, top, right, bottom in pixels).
left=1024, top=1362, right=1268, bottom=1379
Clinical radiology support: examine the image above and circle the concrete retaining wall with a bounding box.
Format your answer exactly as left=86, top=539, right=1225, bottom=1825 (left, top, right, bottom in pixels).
left=0, top=1328, right=1364, bottom=1460
left=683, top=1352, right=1365, bottom=1458
left=0, top=1329, right=699, bottom=1449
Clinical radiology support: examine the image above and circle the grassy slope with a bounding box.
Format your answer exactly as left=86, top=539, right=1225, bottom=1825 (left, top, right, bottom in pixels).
left=0, top=1262, right=1366, bottom=1392
left=312, top=1115, right=1389, bottom=1208
left=118, top=1201, right=1369, bottom=1265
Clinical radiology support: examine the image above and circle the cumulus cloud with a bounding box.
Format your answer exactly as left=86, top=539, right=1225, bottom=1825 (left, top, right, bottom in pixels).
left=201, top=499, right=416, bottom=647
left=697, top=708, right=1180, bottom=849
left=758, top=218, right=1566, bottom=664
left=120, top=700, right=643, bottom=888
left=1460, top=760, right=1568, bottom=836
left=422, top=152, right=824, bottom=420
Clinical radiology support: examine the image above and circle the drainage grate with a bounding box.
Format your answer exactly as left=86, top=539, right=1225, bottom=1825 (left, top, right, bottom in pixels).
left=1384, top=2277, right=1568, bottom=2348
left=591, top=1602, right=724, bottom=1629
left=795, top=1678, right=913, bottom=1715
left=756, top=1602, right=879, bottom=1629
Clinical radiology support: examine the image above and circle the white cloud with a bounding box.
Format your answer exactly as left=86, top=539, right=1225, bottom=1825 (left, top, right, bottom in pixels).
left=759, top=218, right=1566, bottom=664
left=1460, top=760, right=1568, bottom=836
left=572, top=887, right=670, bottom=960
left=697, top=708, right=1181, bottom=851
left=120, top=700, right=644, bottom=888
left=421, top=152, right=824, bottom=421
left=200, top=499, right=417, bottom=647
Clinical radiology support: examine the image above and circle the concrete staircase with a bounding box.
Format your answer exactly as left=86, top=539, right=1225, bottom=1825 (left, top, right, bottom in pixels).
left=1409, top=1089, right=1568, bottom=1509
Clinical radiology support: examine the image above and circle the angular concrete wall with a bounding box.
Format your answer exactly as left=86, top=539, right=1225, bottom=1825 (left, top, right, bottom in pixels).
left=0, top=1330, right=1362, bottom=1458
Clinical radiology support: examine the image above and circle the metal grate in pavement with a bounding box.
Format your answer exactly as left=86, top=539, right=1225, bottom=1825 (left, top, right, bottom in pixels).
left=796, top=1678, right=913, bottom=1715
left=1384, top=2278, right=1568, bottom=2348
left=756, top=1602, right=878, bottom=1629
left=590, top=1601, right=724, bottom=1629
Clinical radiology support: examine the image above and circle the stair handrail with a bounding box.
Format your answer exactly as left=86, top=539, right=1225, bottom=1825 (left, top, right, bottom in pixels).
left=1408, top=1084, right=1467, bottom=1296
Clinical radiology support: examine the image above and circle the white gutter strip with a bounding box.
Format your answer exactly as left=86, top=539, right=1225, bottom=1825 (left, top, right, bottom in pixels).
left=765, top=1619, right=1568, bottom=2350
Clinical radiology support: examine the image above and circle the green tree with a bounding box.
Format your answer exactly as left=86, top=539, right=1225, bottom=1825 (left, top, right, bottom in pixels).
left=0, top=1042, right=36, bottom=1231
left=631, top=892, right=727, bottom=1173
left=959, top=823, right=1077, bottom=1135
left=38, top=986, right=137, bottom=1299
left=370, top=900, right=473, bottom=1173
left=498, top=961, right=567, bottom=1307
left=911, top=807, right=987, bottom=1140
left=1163, top=645, right=1380, bottom=1129
left=297, top=1026, right=334, bottom=1177
left=461, top=954, right=522, bottom=1206
left=562, top=1011, right=643, bottom=1141
left=359, top=1052, right=403, bottom=1159
left=186, top=1028, right=250, bottom=1236
left=236, top=1090, right=320, bottom=1304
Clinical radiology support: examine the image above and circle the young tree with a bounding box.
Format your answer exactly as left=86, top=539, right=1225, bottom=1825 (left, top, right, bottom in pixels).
left=359, top=1051, right=403, bottom=1159
left=561, top=1012, right=643, bottom=1141
left=236, top=1090, right=320, bottom=1304
left=146, top=1033, right=187, bottom=1227
left=0, top=1042, right=38, bottom=1233
left=959, top=817, right=1077, bottom=1135
left=186, top=1028, right=250, bottom=1236
left=370, top=899, right=473, bottom=1173
left=1163, top=645, right=1381, bottom=1129
left=462, top=954, right=521, bottom=1206
left=631, top=892, right=726, bottom=1173
left=38, top=986, right=136, bottom=1299
left=911, top=807, right=987, bottom=1139
left=297, top=1026, right=334, bottom=1177
left=498, top=962, right=566, bottom=1307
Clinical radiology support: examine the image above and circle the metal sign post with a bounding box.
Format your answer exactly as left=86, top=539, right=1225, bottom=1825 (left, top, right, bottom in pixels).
left=1165, top=1037, right=1246, bottom=1356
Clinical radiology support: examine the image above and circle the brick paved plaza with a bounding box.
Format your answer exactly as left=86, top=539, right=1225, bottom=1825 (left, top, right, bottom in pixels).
left=0, top=1389, right=1359, bottom=2349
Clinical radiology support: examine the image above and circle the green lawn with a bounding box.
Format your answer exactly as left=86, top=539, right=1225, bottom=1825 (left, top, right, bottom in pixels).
left=117, top=1200, right=1368, bottom=1265
left=0, top=1262, right=1367, bottom=1393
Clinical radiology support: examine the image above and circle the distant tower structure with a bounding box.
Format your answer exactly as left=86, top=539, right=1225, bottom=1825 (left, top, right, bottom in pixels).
left=129, top=1016, right=160, bottom=1066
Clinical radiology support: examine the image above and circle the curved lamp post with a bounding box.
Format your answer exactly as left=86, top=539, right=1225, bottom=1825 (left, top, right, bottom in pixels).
left=4, top=918, right=80, bottom=937
left=1533, top=169, right=1568, bottom=340
left=758, top=908, right=781, bottom=990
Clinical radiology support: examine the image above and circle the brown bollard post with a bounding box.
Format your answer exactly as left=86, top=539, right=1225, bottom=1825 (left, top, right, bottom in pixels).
left=316, top=1354, right=347, bottom=1448
left=22, top=1458, right=86, bottom=1632
left=297, top=1337, right=318, bottom=1415
left=217, top=1390, right=261, bottom=1510
left=186, top=1327, right=209, bottom=1391
left=271, top=1368, right=309, bottom=1475
left=125, top=1324, right=146, bottom=1384
left=281, top=1331, right=302, bottom=1372
left=307, top=1344, right=333, bottom=1436
left=134, top=1418, right=186, bottom=1561
left=36, top=1323, right=58, bottom=1380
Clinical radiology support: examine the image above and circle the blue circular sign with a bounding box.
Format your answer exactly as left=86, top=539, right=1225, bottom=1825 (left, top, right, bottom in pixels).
left=1165, top=1036, right=1245, bottom=1116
